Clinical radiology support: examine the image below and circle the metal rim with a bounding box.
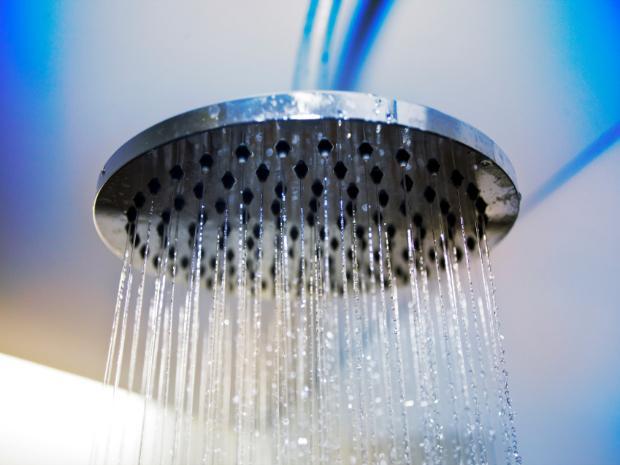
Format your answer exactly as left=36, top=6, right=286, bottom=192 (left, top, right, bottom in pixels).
left=96, top=91, right=518, bottom=194
left=94, top=91, right=521, bottom=265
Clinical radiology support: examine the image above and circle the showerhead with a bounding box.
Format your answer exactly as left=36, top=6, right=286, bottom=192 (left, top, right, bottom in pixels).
left=92, top=91, right=523, bottom=465
left=94, top=91, right=519, bottom=291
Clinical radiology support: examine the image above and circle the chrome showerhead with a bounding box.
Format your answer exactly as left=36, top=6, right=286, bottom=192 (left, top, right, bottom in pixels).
left=94, top=91, right=519, bottom=292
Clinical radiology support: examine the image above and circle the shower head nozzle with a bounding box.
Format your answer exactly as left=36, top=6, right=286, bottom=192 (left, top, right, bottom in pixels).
left=93, top=91, right=519, bottom=288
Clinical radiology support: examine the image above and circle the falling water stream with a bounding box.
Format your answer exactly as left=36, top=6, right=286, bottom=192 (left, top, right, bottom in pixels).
left=92, top=120, right=521, bottom=465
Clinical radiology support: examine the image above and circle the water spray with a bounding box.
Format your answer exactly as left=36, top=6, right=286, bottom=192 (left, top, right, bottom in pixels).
left=93, top=91, right=521, bottom=465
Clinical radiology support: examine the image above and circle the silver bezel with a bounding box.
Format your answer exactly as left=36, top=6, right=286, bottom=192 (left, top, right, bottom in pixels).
left=97, top=91, right=517, bottom=193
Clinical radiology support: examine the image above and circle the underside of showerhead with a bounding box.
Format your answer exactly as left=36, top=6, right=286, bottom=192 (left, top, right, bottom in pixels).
left=93, top=91, right=519, bottom=293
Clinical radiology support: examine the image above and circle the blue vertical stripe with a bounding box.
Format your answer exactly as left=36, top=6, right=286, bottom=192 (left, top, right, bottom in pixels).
left=0, top=0, right=62, bottom=271
left=332, top=0, right=395, bottom=90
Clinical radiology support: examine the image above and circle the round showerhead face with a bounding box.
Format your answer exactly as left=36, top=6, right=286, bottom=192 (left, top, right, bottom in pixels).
left=93, top=91, right=519, bottom=289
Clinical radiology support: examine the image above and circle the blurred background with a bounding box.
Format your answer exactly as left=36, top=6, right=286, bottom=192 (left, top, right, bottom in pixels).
left=0, top=1, right=618, bottom=464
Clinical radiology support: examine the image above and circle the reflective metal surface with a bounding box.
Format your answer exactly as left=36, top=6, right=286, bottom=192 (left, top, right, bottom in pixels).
left=94, top=91, right=520, bottom=280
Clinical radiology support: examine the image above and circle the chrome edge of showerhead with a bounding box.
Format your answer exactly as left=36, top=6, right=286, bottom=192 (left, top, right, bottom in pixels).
left=96, top=91, right=518, bottom=192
